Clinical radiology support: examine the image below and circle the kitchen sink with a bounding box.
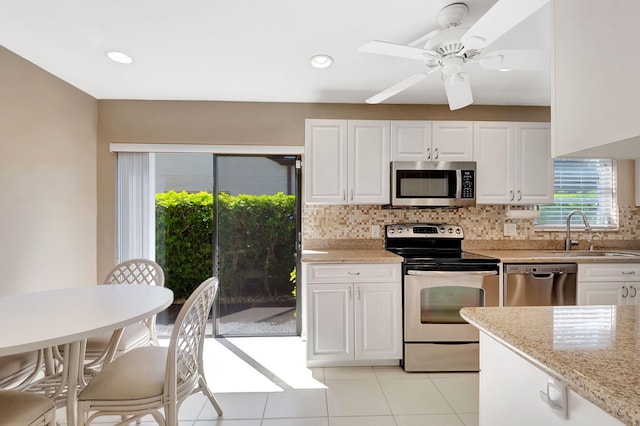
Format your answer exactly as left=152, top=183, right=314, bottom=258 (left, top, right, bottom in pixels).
left=542, top=251, right=639, bottom=258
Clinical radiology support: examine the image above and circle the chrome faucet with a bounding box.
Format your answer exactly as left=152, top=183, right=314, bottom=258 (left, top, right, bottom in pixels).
left=589, top=233, right=602, bottom=251
left=565, top=210, right=591, bottom=251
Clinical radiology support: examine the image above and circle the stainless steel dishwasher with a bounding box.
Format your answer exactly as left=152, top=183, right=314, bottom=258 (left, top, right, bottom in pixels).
left=504, top=264, right=578, bottom=306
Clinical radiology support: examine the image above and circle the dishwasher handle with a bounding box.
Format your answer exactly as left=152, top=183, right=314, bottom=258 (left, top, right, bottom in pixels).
left=530, top=273, right=556, bottom=279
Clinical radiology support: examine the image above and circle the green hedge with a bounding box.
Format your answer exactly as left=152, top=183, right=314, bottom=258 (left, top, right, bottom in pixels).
left=155, top=191, right=296, bottom=302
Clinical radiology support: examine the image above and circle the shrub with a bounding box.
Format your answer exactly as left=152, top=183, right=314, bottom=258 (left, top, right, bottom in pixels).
left=155, top=190, right=296, bottom=302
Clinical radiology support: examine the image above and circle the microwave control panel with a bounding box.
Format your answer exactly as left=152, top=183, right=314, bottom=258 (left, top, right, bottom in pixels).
left=461, top=170, right=474, bottom=199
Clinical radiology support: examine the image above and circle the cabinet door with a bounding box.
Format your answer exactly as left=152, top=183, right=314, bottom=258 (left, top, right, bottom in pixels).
left=390, top=121, right=432, bottom=161
left=577, top=282, right=625, bottom=305
left=348, top=120, right=390, bottom=204
left=515, top=123, right=553, bottom=204
left=479, top=332, right=623, bottom=426
left=307, top=283, right=353, bottom=362
left=304, top=120, right=348, bottom=204
left=432, top=121, right=474, bottom=161
left=354, top=282, right=402, bottom=360
left=474, top=122, right=515, bottom=204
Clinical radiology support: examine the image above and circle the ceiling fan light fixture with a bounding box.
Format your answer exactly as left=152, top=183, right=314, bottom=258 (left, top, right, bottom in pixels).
left=106, top=50, right=133, bottom=64
left=310, top=54, right=334, bottom=69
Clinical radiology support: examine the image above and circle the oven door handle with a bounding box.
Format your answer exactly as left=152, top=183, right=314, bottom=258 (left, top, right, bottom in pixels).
left=406, top=270, right=498, bottom=276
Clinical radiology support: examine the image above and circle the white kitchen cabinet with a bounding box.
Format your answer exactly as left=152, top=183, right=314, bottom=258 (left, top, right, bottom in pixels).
left=305, top=263, right=402, bottom=366
left=390, top=120, right=473, bottom=162
left=474, top=121, right=553, bottom=205
left=635, top=160, right=640, bottom=206
left=577, top=263, right=640, bottom=306
left=479, top=332, right=623, bottom=426
left=304, top=119, right=390, bottom=205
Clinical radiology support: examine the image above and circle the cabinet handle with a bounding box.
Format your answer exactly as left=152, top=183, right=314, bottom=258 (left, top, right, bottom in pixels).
left=342, top=190, right=346, bottom=201
left=517, top=190, right=522, bottom=201
left=350, top=189, right=354, bottom=201
left=426, top=147, right=431, bottom=160
left=509, top=190, right=514, bottom=201
left=539, top=377, right=568, bottom=419
left=356, top=286, right=361, bottom=300
left=622, top=285, right=629, bottom=298
left=349, top=287, right=352, bottom=300
left=347, top=272, right=361, bottom=276
left=631, top=286, right=637, bottom=298
left=622, top=271, right=636, bottom=275
left=434, top=148, right=439, bottom=160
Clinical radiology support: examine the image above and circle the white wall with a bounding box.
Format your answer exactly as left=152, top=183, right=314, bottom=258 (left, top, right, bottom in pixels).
left=0, top=46, right=97, bottom=295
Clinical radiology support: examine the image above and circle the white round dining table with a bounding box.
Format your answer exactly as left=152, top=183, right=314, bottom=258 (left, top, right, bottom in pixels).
left=0, top=284, right=173, bottom=425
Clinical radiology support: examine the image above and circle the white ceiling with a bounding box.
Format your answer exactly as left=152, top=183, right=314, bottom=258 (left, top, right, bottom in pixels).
left=0, top=0, right=551, bottom=107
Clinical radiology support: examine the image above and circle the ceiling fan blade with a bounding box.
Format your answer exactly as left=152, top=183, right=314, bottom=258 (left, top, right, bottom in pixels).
left=444, top=73, right=473, bottom=111
left=408, top=28, right=442, bottom=47
left=359, top=40, right=437, bottom=60
left=366, top=72, right=433, bottom=104
left=477, top=49, right=549, bottom=71
left=460, top=0, right=550, bottom=53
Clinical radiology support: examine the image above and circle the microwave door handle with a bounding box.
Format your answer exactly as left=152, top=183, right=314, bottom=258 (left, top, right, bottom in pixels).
left=406, top=270, right=498, bottom=276
left=456, top=169, right=462, bottom=198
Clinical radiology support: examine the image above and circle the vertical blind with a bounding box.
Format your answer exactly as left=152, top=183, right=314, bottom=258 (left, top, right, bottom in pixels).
left=116, top=152, right=156, bottom=262
left=535, top=158, right=618, bottom=230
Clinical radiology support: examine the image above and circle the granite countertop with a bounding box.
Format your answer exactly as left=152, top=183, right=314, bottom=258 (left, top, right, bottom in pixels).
left=468, top=249, right=640, bottom=263
left=461, top=305, right=640, bottom=426
left=301, top=249, right=403, bottom=264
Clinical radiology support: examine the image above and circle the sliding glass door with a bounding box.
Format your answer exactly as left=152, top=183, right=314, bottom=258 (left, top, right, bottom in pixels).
left=148, top=152, right=300, bottom=337
left=214, top=155, right=300, bottom=336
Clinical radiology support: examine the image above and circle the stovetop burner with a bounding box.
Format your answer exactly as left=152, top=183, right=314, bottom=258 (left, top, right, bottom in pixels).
left=384, top=223, right=499, bottom=265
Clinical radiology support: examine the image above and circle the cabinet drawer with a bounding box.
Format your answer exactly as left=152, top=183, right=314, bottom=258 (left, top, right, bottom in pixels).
left=578, top=263, right=640, bottom=282
left=306, top=263, right=401, bottom=283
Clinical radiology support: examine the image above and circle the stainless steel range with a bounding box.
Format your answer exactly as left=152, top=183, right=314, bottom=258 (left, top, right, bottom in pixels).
left=385, top=223, right=500, bottom=372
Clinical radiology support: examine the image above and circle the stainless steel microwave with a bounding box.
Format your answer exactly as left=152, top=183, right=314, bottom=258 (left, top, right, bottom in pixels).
left=391, top=161, right=476, bottom=207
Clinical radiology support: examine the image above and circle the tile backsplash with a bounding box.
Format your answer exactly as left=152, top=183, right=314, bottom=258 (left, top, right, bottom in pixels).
left=302, top=204, right=640, bottom=248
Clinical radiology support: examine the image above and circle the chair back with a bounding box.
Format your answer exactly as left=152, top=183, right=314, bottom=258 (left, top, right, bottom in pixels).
left=103, top=258, right=165, bottom=287
left=165, top=277, right=218, bottom=403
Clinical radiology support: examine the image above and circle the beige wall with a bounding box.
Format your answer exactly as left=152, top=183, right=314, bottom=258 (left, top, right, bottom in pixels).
left=0, top=46, right=97, bottom=296
left=97, top=101, right=549, bottom=278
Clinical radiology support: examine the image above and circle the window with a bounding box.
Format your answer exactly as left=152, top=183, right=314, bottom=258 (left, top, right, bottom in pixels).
left=535, top=158, right=618, bottom=230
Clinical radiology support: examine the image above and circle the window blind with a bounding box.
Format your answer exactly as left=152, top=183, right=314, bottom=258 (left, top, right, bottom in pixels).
left=535, top=158, right=618, bottom=230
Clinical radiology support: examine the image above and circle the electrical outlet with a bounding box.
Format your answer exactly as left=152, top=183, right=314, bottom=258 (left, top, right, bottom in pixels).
left=504, top=223, right=517, bottom=237
left=371, top=225, right=380, bottom=238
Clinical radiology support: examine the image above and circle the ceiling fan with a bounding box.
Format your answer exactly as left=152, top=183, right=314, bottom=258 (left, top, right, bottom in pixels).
left=359, top=0, right=550, bottom=110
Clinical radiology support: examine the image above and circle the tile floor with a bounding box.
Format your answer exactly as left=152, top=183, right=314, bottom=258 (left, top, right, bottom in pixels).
left=59, top=336, right=479, bottom=426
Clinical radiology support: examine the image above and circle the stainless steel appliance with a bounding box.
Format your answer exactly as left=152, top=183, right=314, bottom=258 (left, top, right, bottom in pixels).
left=385, top=223, right=499, bottom=372
left=504, top=264, right=578, bottom=306
left=390, top=161, right=476, bottom=208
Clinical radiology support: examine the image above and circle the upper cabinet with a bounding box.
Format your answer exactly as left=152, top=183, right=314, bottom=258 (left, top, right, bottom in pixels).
left=553, top=1, right=640, bottom=158
left=305, top=119, right=390, bottom=205
left=474, top=122, right=553, bottom=205
left=390, top=121, right=473, bottom=162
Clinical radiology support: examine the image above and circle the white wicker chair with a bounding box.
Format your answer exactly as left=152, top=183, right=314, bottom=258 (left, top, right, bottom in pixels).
left=0, top=389, right=56, bottom=425
left=77, top=277, right=223, bottom=425
left=0, top=351, right=44, bottom=390
left=83, top=258, right=166, bottom=370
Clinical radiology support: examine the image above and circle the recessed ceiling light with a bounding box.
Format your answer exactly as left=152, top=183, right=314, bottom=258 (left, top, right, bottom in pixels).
left=106, top=50, right=133, bottom=64
left=310, top=54, right=333, bottom=69
left=499, top=68, right=511, bottom=72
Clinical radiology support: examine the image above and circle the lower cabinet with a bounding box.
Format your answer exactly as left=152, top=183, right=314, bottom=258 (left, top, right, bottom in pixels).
left=305, top=263, right=402, bottom=366
left=577, top=263, right=640, bottom=305
left=479, top=332, right=623, bottom=426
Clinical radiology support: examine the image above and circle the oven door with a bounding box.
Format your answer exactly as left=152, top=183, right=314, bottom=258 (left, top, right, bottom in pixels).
left=404, top=270, right=499, bottom=342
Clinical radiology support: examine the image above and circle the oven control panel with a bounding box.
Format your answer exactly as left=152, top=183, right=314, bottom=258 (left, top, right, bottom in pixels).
left=385, top=223, right=464, bottom=238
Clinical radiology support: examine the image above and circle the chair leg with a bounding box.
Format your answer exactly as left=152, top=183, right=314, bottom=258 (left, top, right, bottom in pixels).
left=198, top=375, right=223, bottom=416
